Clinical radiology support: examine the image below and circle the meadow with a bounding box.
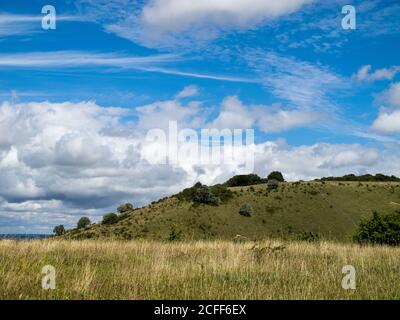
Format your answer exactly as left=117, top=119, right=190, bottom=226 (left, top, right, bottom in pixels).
left=0, top=239, right=399, bottom=300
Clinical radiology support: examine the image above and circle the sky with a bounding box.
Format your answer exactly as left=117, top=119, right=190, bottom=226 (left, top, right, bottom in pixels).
left=0, top=0, right=399, bottom=233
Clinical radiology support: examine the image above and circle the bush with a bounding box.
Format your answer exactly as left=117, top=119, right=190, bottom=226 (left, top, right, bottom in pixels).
left=176, top=182, right=232, bottom=205
left=168, top=225, right=182, bottom=241
left=117, top=203, right=134, bottom=213
left=353, top=211, right=400, bottom=246
left=194, top=185, right=221, bottom=206
left=239, top=203, right=253, bottom=217
left=102, top=213, right=119, bottom=225
left=53, top=225, right=65, bottom=236
left=77, top=217, right=91, bottom=229
left=267, top=179, right=279, bottom=190
left=267, top=171, right=285, bottom=182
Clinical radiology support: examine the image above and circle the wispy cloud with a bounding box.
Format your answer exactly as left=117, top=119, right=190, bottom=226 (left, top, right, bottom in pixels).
left=0, top=51, right=180, bottom=68
left=0, top=51, right=256, bottom=83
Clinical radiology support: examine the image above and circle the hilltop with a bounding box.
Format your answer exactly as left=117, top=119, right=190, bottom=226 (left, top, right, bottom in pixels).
left=62, top=174, right=400, bottom=242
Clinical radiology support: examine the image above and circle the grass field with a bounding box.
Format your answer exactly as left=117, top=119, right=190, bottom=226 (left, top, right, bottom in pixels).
left=1, top=239, right=399, bottom=300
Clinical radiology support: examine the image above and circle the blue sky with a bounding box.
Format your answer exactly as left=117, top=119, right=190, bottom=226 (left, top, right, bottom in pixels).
left=0, top=0, right=399, bottom=233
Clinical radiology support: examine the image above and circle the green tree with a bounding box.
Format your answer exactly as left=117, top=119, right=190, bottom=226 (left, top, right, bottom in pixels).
left=267, top=171, right=285, bottom=182
left=53, top=225, right=65, bottom=236
left=102, top=213, right=119, bottom=225
left=77, top=217, right=91, bottom=229
left=353, top=211, right=400, bottom=246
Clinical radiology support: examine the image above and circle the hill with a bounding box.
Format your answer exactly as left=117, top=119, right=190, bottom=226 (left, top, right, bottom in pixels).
left=63, top=180, right=400, bottom=242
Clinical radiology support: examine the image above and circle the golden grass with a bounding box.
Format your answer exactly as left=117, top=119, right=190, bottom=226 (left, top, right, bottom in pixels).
left=0, top=240, right=399, bottom=300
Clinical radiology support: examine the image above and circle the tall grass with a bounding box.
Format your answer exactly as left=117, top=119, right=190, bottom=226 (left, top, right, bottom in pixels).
left=0, top=240, right=399, bottom=299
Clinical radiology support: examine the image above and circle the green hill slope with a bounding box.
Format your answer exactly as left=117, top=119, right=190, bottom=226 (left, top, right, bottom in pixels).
left=64, top=181, right=400, bottom=242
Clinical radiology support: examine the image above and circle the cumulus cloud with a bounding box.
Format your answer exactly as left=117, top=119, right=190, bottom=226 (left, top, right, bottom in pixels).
left=372, top=83, right=400, bottom=134
left=355, top=65, right=400, bottom=82
left=210, top=96, right=324, bottom=132
left=0, top=92, right=396, bottom=233
left=372, top=109, right=400, bottom=134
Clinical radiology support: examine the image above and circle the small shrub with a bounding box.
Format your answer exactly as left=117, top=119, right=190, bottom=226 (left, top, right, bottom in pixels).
left=102, top=213, right=119, bottom=225
left=267, top=179, right=279, bottom=191
left=168, top=225, right=182, bottom=241
left=239, top=203, right=253, bottom=217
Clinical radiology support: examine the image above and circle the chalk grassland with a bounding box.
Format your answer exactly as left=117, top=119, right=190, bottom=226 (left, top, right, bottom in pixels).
left=65, top=182, right=400, bottom=242
left=0, top=240, right=399, bottom=300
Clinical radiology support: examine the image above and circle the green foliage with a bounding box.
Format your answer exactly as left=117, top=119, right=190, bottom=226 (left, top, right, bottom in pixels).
left=194, top=185, right=221, bottom=206
left=319, top=173, right=400, bottom=182
left=224, top=174, right=265, bottom=187
left=210, top=184, right=234, bottom=203
left=239, top=203, right=253, bottom=217
left=102, top=213, right=119, bottom=225
left=176, top=182, right=233, bottom=205
left=267, top=171, right=285, bottom=182
left=77, top=217, right=91, bottom=229
left=168, top=225, right=182, bottom=241
left=353, top=211, right=400, bottom=246
left=117, top=203, right=134, bottom=213
left=53, top=225, right=65, bottom=236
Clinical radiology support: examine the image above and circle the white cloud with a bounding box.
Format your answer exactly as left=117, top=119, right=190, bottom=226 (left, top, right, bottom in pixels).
left=0, top=51, right=178, bottom=68
left=79, top=0, right=315, bottom=47
left=372, top=83, right=400, bottom=134
left=140, top=0, right=315, bottom=31
left=210, top=96, right=323, bottom=132
left=355, top=65, right=400, bottom=82
left=176, top=85, right=199, bottom=99
left=372, top=109, right=400, bottom=134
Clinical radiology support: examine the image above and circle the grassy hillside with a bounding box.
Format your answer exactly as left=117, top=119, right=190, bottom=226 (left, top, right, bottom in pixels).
left=1, top=240, right=399, bottom=299
left=64, top=181, right=400, bottom=241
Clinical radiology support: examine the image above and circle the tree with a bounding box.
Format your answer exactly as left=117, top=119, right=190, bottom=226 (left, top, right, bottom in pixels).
left=102, top=213, right=119, bottom=225
left=224, top=174, right=264, bottom=187
left=267, top=171, right=285, bottom=182
left=77, top=217, right=91, bottom=229
left=353, top=211, right=400, bottom=246
left=53, top=225, right=65, bottom=236
left=117, top=203, right=134, bottom=213
left=239, top=203, right=253, bottom=217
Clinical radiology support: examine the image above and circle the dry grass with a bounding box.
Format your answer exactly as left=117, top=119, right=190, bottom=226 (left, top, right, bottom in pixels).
left=0, top=240, right=399, bottom=300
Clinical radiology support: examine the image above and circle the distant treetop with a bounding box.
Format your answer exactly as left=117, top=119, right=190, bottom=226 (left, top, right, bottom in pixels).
left=318, top=173, right=400, bottom=182
left=267, top=171, right=285, bottom=182
left=224, top=174, right=265, bottom=187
